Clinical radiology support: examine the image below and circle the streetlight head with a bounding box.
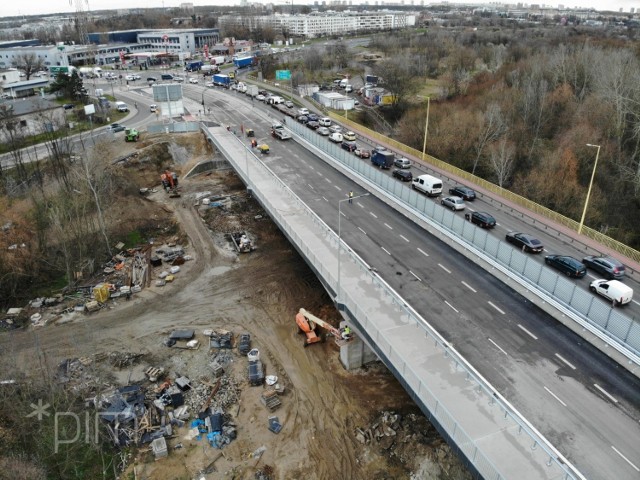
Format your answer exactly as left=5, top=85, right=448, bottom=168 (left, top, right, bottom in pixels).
left=586, top=143, right=599, bottom=148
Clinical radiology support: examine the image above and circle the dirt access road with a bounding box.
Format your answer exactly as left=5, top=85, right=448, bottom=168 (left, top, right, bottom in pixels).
left=1, top=169, right=470, bottom=480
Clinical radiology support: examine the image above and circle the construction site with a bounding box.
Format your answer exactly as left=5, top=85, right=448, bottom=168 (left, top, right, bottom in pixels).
left=0, top=132, right=471, bottom=480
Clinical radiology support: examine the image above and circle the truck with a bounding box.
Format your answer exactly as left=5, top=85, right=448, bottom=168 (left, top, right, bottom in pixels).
left=210, top=55, right=226, bottom=65
left=371, top=149, right=395, bottom=169
left=365, top=74, right=379, bottom=85
left=213, top=74, right=231, bottom=87
left=234, top=56, right=253, bottom=69
left=246, top=85, right=259, bottom=97
left=185, top=60, right=203, bottom=72
left=201, top=64, right=218, bottom=74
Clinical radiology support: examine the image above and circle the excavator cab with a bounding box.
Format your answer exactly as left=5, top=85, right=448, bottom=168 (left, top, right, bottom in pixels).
left=295, top=308, right=353, bottom=347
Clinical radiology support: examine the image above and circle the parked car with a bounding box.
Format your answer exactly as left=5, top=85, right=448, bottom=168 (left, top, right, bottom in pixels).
left=297, top=115, right=309, bottom=124
left=449, top=185, right=476, bottom=201
left=150, top=104, right=158, bottom=112
left=354, top=147, right=371, bottom=158
left=329, top=132, right=343, bottom=143
left=317, top=126, right=331, bottom=136
left=545, top=255, right=587, bottom=278
left=343, top=131, right=356, bottom=141
left=109, top=123, right=125, bottom=132
left=394, top=157, right=411, bottom=169
left=464, top=211, right=496, bottom=228
left=341, top=140, right=357, bottom=152
left=582, top=255, right=626, bottom=279
left=306, top=121, right=320, bottom=130
left=392, top=169, right=413, bottom=182
left=505, top=232, right=544, bottom=253
left=441, top=196, right=465, bottom=211
left=285, top=100, right=294, bottom=108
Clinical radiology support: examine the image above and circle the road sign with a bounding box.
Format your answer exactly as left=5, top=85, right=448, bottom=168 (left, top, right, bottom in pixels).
left=276, top=70, right=291, bottom=80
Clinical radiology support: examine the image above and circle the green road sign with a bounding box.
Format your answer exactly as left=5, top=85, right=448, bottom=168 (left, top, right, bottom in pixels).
left=276, top=70, right=291, bottom=80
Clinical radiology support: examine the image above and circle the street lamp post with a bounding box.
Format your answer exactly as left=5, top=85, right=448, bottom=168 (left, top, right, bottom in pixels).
left=337, top=192, right=370, bottom=304
left=579, top=144, right=601, bottom=235
left=422, top=96, right=430, bottom=161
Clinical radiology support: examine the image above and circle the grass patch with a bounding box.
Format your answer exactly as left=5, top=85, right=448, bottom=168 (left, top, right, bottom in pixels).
left=124, top=230, right=144, bottom=248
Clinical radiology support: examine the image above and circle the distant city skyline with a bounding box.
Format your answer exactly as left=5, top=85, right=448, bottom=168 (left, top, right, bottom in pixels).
left=1, top=0, right=637, bottom=19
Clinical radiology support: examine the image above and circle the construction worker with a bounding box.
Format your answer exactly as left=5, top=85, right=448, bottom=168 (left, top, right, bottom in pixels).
left=342, top=326, right=351, bottom=340
left=348, top=191, right=354, bottom=204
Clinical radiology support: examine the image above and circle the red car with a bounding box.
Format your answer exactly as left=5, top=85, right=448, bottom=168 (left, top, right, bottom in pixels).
left=354, top=147, right=371, bottom=158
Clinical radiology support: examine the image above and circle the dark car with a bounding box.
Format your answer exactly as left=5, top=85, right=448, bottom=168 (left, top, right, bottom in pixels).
left=545, top=255, right=587, bottom=278
left=465, top=211, right=496, bottom=228
left=62, top=103, right=75, bottom=110
left=109, top=123, right=125, bottom=132
left=582, top=255, right=626, bottom=279
left=505, top=232, right=544, bottom=253
left=341, top=140, right=357, bottom=152
left=297, top=115, right=309, bottom=124
left=306, top=121, right=320, bottom=130
left=307, top=113, right=319, bottom=122
left=449, top=185, right=476, bottom=201
left=146, top=77, right=157, bottom=82
left=392, top=169, right=413, bottom=182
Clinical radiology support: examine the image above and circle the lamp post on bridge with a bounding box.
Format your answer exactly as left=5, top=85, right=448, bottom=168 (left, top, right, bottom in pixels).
left=579, top=144, right=601, bottom=235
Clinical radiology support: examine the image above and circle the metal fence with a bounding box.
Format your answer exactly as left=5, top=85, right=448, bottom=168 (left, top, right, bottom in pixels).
left=287, top=120, right=640, bottom=356
left=147, top=121, right=201, bottom=134
left=202, top=125, right=585, bottom=480
left=329, top=113, right=640, bottom=264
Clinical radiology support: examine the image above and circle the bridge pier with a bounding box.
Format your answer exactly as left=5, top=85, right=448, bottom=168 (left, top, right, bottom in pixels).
left=338, top=320, right=378, bottom=370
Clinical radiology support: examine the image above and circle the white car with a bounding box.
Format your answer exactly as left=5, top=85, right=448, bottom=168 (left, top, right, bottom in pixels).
left=150, top=104, right=158, bottom=112
left=328, top=132, right=343, bottom=143
left=255, top=94, right=265, bottom=101
left=205, top=82, right=214, bottom=88
left=132, top=74, right=141, bottom=80
left=125, top=75, right=136, bottom=81
left=189, top=78, right=198, bottom=84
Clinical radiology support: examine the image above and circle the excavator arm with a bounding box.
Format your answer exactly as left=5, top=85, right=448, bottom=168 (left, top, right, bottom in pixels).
left=296, top=308, right=352, bottom=347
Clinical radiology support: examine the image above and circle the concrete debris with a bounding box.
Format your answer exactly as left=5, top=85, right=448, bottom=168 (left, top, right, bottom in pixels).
left=152, top=437, right=168, bottom=459
left=261, top=390, right=281, bottom=412
left=254, top=465, right=274, bottom=480
left=209, top=329, right=233, bottom=349
left=109, top=351, right=144, bottom=368
left=145, top=366, right=165, bottom=382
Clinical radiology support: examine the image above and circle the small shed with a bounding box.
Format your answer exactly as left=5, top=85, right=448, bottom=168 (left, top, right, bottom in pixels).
left=312, top=91, right=355, bottom=111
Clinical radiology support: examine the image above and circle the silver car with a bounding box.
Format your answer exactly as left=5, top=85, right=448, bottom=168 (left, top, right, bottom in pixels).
left=440, top=196, right=465, bottom=211
left=394, top=157, right=411, bottom=169
left=317, top=126, right=330, bottom=136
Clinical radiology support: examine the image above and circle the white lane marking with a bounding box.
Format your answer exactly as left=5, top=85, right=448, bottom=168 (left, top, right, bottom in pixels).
left=370, top=212, right=378, bottom=219
left=409, top=271, right=421, bottom=282
left=307, top=183, right=314, bottom=190
left=322, top=196, right=328, bottom=202
left=325, top=177, right=332, bottom=183
left=358, top=227, right=367, bottom=235
left=518, top=324, right=538, bottom=340
left=543, top=386, right=567, bottom=407
left=438, top=264, right=451, bottom=274
left=356, top=202, right=365, bottom=208
left=417, top=247, right=429, bottom=257
left=554, top=353, right=576, bottom=370
left=594, top=384, right=618, bottom=403
left=399, top=234, right=409, bottom=242
left=611, top=446, right=640, bottom=472
left=339, top=211, right=347, bottom=218
left=587, top=273, right=598, bottom=280
left=488, top=301, right=505, bottom=315
left=308, top=165, right=314, bottom=170
left=317, top=171, right=323, bottom=176
left=384, top=223, right=393, bottom=230
left=381, top=246, right=391, bottom=255
left=488, top=338, right=508, bottom=355
left=632, top=299, right=640, bottom=306
left=334, top=185, right=342, bottom=191
left=461, top=281, right=476, bottom=293
left=445, top=301, right=458, bottom=313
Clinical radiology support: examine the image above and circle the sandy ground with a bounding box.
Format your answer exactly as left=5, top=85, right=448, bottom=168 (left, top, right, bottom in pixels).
left=0, top=134, right=471, bottom=480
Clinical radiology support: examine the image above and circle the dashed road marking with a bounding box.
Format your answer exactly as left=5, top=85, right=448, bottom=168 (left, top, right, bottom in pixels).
left=358, top=227, right=367, bottom=235
left=611, top=446, right=639, bottom=472
left=322, top=196, right=328, bottom=202
left=384, top=223, right=393, bottom=230
left=399, top=234, right=409, bottom=242
left=438, top=264, right=451, bottom=274
left=370, top=212, right=378, bottom=219
left=488, top=338, right=507, bottom=355
left=544, top=386, right=567, bottom=407
left=445, top=301, right=458, bottom=313
left=594, top=384, right=618, bottom=403
left=381, top=246, right=391, bottom=255
left=554, top=353, right=576, bottom=370
left=518, top=324, right=538, bottom=340
left=461, top=281, right=476, bottom=293
left=488, top=301, right=505, bottom=314
left=409, top=271, right=421, bottom=282
left=334, top=185, right=342, bottom=191
left=417, top=247, right=429, bottom=257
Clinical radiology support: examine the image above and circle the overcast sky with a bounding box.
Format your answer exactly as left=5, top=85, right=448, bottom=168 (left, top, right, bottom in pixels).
left=2, top=0, right=637, bottom=19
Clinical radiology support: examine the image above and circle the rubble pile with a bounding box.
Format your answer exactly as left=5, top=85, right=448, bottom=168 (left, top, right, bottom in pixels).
left=109, top=351, right=145, bottom=368
left=56, top=356, right=105, bottom=395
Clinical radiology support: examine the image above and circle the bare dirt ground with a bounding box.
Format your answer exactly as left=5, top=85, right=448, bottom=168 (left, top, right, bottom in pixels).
left=0, top=133, right=471, bottom=480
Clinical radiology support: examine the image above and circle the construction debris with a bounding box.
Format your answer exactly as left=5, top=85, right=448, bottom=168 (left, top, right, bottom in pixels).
left=260, top=390, right=281, bottom=411
left=229, top=232, right=255, bottom=253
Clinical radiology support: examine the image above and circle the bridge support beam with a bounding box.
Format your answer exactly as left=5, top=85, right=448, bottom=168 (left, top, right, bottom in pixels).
left=339, top=320, right=378, bottom=370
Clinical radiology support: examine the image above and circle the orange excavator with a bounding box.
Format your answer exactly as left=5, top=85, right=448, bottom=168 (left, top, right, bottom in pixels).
left=295, top=308, right=353, bottom=347
left=160, top=170, right=181, bottom=197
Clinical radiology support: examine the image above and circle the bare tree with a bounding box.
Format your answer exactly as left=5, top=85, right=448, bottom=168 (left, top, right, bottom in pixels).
left=11, top=53, right=44, bottom=80
left=472, top=103, right=507, bottom=174
left=373, top=56, right=421, bottom=108
left=487, top=137, right=515, bottom=188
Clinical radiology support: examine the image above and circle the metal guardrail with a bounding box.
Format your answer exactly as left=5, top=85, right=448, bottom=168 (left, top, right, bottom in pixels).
left=201, top=124, right=586, bottom=480
left=331, top=114, right=640, bottom=264
left=287, top=120, right=640, bottom=361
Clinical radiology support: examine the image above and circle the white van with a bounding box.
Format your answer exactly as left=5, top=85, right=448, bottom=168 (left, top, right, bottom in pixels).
left=115, top=101, right=129, bottom=112
left=339, top=79, right=348, bottom=89
left=589, top=279, right=633, bottom=306
left=319, top=117, right=331, bottom=127
left=412, top=174, right=443, bottom=197
left=345, top=84, right=353, bottom=93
